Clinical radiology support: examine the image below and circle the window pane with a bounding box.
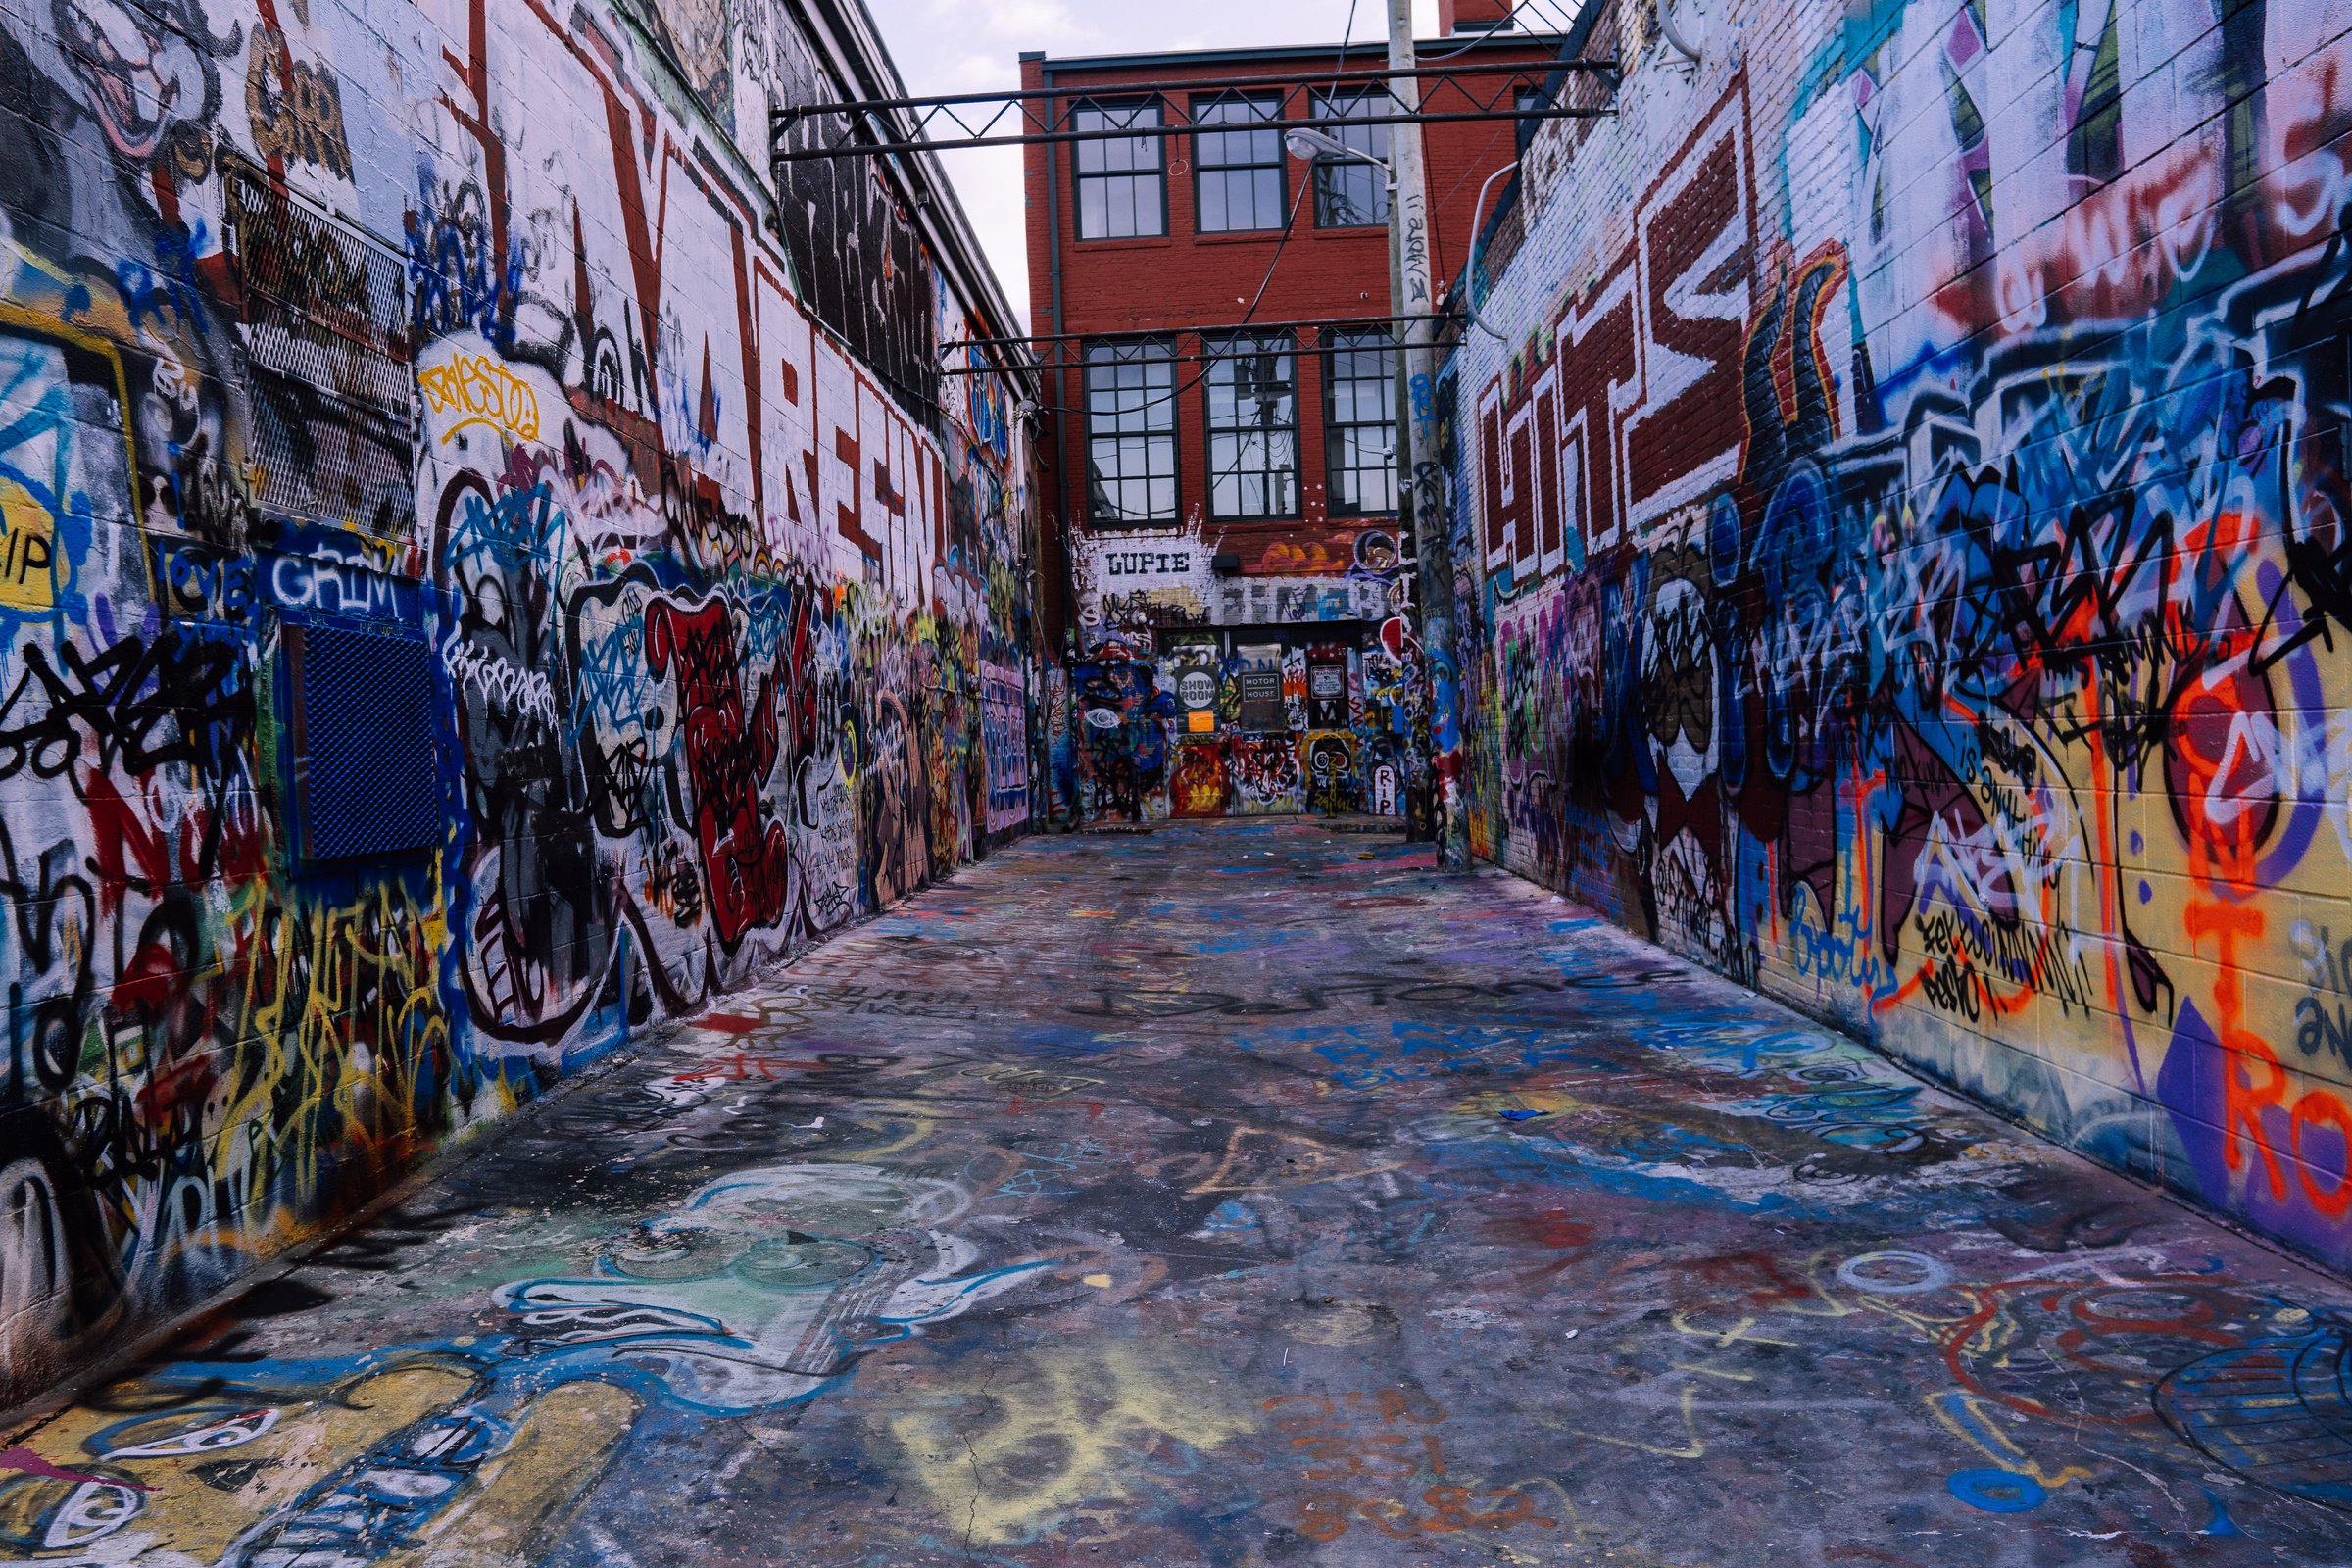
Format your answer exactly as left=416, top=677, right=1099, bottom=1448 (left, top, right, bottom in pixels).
left=1310, top=91, right=1392, bottom=226
left=1194, top=94, right=1283, bottom=233
left=1249, top=169, right=1283, bottom=228
left=1076, top=102, right=1161, bottom=171
left=1325, top=329, right=1397, bottom=514
left=1075, top=103, right=1165, bottom=238
left=1085, top=342, right=1178, bottom=523
left=1203, top=332, right=1298, bottom=520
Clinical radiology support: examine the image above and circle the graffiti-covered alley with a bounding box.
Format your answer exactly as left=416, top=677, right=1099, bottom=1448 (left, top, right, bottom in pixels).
left=10, top=0, right=2352, bottom=1554
left=7, top=824, right=2352, bottom=1565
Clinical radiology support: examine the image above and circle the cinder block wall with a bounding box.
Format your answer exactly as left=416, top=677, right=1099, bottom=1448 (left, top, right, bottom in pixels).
left=0, top=0, right=1042, bottom=1411
left=1450, top=0, right=2352, bottom=1272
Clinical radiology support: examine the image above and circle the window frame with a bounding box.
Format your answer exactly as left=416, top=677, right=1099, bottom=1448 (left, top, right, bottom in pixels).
left=1071, top=96, right=1168, bottom=241
left=1082, top=336, right=1181, bottom=528
left=1190, top=91, right=1288, bottom=235
left=1322, top=326, right=1398, bottom=517
left=1307, top=88, right=1393, bottom=229
left=1200, top=330, right=1300, bottom=523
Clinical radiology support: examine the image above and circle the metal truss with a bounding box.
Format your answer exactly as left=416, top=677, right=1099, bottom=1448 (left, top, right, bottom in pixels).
left=935, top=313, right=1452, bottom=376
left=772, top=56, right=1618, bottom=164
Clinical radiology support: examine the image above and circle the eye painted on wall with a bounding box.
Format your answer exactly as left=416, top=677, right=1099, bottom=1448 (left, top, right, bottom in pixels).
left=0, top=1473, right=147, bottom=1551
left=91, top=1405, right=281, bottom=1458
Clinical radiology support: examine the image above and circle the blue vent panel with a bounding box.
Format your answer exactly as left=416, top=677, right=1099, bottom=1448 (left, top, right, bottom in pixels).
left=293, top=622, right=442, bottom=863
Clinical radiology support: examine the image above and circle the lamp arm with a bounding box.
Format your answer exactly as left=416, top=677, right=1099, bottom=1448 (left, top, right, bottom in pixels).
left=1463, top=160, right=1521, bottom=341
left=1658, top=0, right=1705, bottom=62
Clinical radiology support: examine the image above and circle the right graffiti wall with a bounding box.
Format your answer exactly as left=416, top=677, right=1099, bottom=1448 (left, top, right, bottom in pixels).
left=1451, top=0, right=2352, bottom=1270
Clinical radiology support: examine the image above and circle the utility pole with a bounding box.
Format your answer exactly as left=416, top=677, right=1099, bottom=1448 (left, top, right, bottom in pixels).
left=1387, top=0, right=1469, bottom=869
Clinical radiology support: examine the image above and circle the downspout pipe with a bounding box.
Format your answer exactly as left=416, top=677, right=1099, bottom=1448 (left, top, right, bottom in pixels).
left=1044, top=62, right=1077, bottom=829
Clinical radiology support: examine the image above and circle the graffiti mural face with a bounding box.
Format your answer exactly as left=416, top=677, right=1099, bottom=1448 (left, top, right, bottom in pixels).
left=48, top=0, right=225, bottom=166
left=1453, top=11, right=2352, bottom=1271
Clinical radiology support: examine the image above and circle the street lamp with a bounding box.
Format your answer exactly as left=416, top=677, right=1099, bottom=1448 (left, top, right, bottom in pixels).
left=1283, top=126, right=1395, bottom=189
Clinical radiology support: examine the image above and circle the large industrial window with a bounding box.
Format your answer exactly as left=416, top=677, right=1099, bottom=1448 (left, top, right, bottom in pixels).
left=1309, top=89, right=1392, bottom=227
left=1194, top=94, right=1286, bottom=232
left=1085, top=339, right=1178, bottom=525
left=1325, top=328, right=1397, bottom=514
left=1204, top=331, right=1298, bottom=520
left=1074, top=100, right=1166, bottom=239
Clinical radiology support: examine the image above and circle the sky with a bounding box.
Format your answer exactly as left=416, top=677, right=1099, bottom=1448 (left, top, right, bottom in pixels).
left=860, top=0, right=1483, bottom=328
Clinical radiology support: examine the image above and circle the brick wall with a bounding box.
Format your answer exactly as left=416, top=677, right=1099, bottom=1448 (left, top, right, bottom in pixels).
left=1449, top=0, right=2352, bottom=1271
left=0, top=0, right=1041, bottom=1410
left=1027, top=43, right=1560, bottom=552
left=1025, top=41, right=1557, bottom=825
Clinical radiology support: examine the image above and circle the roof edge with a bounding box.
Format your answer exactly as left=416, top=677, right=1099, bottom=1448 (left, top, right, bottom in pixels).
left=1034, top=30, right=1570, bottom=75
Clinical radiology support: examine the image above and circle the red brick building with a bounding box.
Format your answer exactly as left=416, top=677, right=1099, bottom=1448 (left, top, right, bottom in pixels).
left=1024, top=3, right=1565, bottom=822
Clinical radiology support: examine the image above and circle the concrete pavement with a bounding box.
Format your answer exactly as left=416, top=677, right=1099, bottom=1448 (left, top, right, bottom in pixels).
left=4, top=821, right=2349, bottom=1566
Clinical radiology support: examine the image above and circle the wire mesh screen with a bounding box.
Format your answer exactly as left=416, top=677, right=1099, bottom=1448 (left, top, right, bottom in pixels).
left=220, top=160, right=417, bottom=541
left=291, top=622, right=442, bottom=864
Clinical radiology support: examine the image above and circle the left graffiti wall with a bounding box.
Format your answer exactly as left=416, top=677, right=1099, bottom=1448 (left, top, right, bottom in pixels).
left=0, top=0, right=1043, bottom=1413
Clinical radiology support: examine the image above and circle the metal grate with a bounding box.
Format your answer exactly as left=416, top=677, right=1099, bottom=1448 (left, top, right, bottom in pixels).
left=221, top=159, right=412, bottom=380
left=221, top=160, right=416, bottom=540
left=289, top=622, right=442, bottom=864
left=243, top=372, right=416, bottom=541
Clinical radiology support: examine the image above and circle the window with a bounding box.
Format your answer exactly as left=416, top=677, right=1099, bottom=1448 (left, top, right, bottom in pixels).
left=1193, top=94, right=1286, bottom=232
left=1085, top=340, right=1178, bottom=524
left=1204, top=332, right=1298, bottom=520
left=1073, top=99, right=1166, bottom=239
left=1324, top=328, right=1397, bottom=514
left=1309, top=89, right=1392, bottom=227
